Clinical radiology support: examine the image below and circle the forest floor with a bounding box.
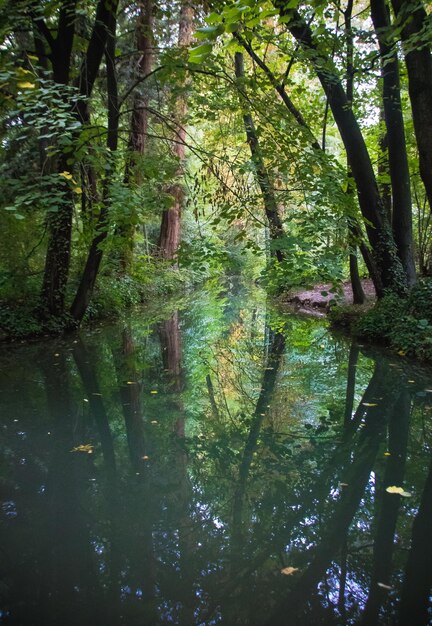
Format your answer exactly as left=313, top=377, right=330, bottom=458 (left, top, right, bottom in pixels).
left=285, top=279, right=376, bottom=316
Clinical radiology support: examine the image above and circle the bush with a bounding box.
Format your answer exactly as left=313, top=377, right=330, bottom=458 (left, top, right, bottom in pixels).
left=352, top=279, right=432, bottom=360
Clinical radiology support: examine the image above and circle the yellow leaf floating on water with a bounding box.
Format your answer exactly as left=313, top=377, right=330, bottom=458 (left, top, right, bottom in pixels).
left=17, top=81, right=35, bottom=89
left=126, top=381, right=137, bottom=385
left=384, top=452, right=391, bottom=456
left=150, top=390, right=158, bottom=394
left=71, top=444, right=94, bottom=454
left=386, top=485, right=411, bottom=497
left=281, top=567, right=299, bottom=576
left=362, top=402, right=378, bottom=407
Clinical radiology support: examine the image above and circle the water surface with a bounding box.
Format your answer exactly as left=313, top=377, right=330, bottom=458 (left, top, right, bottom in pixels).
left=1, top=285, right=432, bottom=625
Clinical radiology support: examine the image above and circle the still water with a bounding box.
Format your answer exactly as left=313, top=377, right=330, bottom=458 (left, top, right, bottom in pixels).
left=1, top=285, right=432, bottom=625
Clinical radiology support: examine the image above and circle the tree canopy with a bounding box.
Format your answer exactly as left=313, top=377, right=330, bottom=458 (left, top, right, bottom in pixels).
left=0, top=0, right=431, bottom=340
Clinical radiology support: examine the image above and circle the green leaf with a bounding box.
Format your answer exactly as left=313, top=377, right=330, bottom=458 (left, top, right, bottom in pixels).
left=189, top=43, right=213, bottom=64
left=195, top=25, right=224, bottom=40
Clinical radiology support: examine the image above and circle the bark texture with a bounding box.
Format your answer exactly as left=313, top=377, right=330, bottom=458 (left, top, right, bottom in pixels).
left=39, top=0, right=119, bottom=317
left=158, top=1, right=194, bottom=259
left=391, top=0, right=432, bottom=213
left=120, top=0, right=155, bottom=271
left=371, top=0, right=416, bottom=286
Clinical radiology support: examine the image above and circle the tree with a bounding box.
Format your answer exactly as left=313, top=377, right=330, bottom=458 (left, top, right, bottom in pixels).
left=371, top=0, right=416, bottom=286
left=234, top=51, right=286, bottom=263
left=391, top=0, right=432, bottom=213
left=272, top=2, right=408, bottom=295
left=158, top=0, right=194, bottom=260
left=34, top=0, right=119, bottom=317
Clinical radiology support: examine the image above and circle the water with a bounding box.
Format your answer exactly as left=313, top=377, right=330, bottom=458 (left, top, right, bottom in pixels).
left=1, top=284, right=432, bottom=625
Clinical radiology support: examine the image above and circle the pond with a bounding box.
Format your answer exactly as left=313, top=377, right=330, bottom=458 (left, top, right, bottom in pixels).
left=1, top=284, right=432, bottom=625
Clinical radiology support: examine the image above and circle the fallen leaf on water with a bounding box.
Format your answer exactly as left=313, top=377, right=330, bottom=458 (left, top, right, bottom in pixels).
left=281, top=567, right=299, bottom=576
left=126, top=381, right=137, bottom=385
left=384, top=452, right=391, bottom=456
left=377, top=582, right=392, bottom=590
left=71, top=444, right=94, bottom=454
left=408, top=380, right=415, bottom=383
left=150, top=390, right=158, bottom=394
left=362, top=402, right=378, bottom=407
left=151, top=420, right=158, bottom=424
left=386, top=485, right=411, bottom=497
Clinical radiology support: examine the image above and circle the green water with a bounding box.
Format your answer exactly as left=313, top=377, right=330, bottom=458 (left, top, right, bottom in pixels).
left=1, top=285, right=432, bottom=625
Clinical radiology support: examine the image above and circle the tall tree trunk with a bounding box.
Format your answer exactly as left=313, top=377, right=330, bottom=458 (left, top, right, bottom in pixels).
left=234, top=52, right=286, bottom=263
left=391, top=0, right=432, bottom=213
left=272, top=2, right=407, bottom=295
left=37, top=1, right=77, bottom=317
left=157, top=0, right=194, bottom=260
left=371, top=0, right=416, bottom=286
left=69, top=5, right=118, bottom=324
left=38, top=0, right=119, bottom=317
left=344, top=0, right=366, bottom=304
left=121, top=0, right=154, bottom=272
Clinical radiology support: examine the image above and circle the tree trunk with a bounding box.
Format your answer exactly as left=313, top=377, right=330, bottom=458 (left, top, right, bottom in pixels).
left=69, top=6, right=118, bottom=324
left=157, top=0, right=194, bottom=260
left=272, top=3, right=408, bottom=295
left=391, top=0, right=432, bottom=213
left=371, top=0, right=416, bottom=286
left=38, top=0, right=119, bottom=317
left=120, top=0, right=154, bottom=272
left=234, top=52, right=286, bottom=263
left=38, top=2, right=77, bottom=317
left=344, top=0, right=366, bottom=304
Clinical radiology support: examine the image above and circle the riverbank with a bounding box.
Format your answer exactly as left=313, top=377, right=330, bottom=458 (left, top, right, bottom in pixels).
left=284, top=279, right=376, bottom=316
left=284, top=278, right=432, bottom=363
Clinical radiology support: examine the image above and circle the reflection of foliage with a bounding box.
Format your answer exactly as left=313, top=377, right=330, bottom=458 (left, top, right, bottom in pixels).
left=1, top=286, right=432, bottom=624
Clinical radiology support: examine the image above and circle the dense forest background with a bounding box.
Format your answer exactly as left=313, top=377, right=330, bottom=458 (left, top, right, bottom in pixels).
left=0, top=0, right=431, bottom=355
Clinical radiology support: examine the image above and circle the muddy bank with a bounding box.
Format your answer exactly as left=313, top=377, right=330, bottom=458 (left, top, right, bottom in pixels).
left=285, top=279, right=376, bottom=315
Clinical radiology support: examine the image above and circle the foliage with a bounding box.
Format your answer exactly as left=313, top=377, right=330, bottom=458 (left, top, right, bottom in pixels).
left=349, top=279, right=432, bottom=360
left=0, top=0, right=431, bottom=347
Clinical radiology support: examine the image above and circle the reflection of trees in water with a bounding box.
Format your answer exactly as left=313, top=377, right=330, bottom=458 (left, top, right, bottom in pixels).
left=1, top=321, right=432, bottom=625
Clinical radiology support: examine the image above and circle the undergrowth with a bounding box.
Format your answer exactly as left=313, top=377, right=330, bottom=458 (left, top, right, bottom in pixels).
left=330, top=278, right=432, bottom=361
